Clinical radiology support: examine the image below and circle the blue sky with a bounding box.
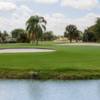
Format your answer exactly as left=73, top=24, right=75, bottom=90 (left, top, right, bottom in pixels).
left=0, top=0, right=100, bottom=35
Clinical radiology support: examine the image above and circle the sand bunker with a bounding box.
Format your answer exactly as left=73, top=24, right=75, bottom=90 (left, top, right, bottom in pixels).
left=0, top=48, right=55, bottom=53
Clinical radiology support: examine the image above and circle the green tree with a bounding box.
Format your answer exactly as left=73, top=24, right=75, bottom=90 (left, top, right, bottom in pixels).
left=2, top=31, right=9, bottom=43
left=95, top=18, right=100, bottom=41
left=0, top=31, right=9, bottom=43
left=0, top=31, right=3, bottom=43
left=64, top=25, right=80, bottom=43
left=43, top=31, right=55, bottom=41
left=87, top=18, right=100, bottom=41
left=84, top=18, right=100, bottom=42
left=83, top=29, right=96, bottom=42
left=26, top=15, right=47, bottom=45
left=11, top=29, right=25, bottom=38
left=11, top=29, right=28, bottom=43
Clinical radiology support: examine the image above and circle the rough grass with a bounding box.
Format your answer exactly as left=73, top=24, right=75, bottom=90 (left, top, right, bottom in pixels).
left=0, top=42, right=100, bottom=80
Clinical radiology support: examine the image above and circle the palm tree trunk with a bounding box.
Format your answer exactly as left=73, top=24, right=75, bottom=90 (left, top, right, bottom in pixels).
left=36, top=34, right=39, bottom=45
left=31, top=33, right=36, bottom=44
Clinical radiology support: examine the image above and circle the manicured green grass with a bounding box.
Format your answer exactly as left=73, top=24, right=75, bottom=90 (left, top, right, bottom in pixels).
left=0, top=41, right=53, bottom=49
left=0, top=42, right=100, bottom=79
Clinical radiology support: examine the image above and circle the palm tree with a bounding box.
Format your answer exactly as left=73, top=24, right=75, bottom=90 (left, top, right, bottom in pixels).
left=26, top=15, right=47, bottom=45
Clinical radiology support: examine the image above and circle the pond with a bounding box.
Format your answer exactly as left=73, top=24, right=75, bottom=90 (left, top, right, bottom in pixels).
left=0, top=80, right=100, bottom=100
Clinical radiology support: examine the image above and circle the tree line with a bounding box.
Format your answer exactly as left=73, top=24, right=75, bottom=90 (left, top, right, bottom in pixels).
left=0, top=15, right=56, bottom=44
left=0, top=15, right=100, bottom=44
left=64, top=18, right=100, bottom=43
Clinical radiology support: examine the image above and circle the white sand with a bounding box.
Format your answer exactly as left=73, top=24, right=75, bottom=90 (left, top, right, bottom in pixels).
left=0, top=48, right=55, bottom=53
left=58, top=43, right=100, bottom=46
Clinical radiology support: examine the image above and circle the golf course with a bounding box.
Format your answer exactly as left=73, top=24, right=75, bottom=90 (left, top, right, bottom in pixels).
left=0, top=42, right=100, bottom=80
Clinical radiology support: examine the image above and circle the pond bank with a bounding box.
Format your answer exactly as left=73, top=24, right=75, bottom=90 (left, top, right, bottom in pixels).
left=1, top=69, right=100, bottom=80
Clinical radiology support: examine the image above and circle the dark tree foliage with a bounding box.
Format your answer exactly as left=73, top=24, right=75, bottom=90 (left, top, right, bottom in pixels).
left=42, top=31, right=55, bottom=41
left=85, top=18, right=100, bottom=42
left=0, top=31, right=9, bottom=43
left=11, top=29, right=29, bottom=43
left=95, top=18, right=100, bottom=41
left=64, top=24, right=80, bottom=42
left=83, top=30, right=96, bottom=42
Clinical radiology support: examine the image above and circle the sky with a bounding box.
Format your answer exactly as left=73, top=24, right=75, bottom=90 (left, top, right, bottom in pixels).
left=0, top=0, right=100, bottom=35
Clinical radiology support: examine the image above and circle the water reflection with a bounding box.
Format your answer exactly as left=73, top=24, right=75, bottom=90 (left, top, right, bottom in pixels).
left=0, top=80, right=100, bottom=100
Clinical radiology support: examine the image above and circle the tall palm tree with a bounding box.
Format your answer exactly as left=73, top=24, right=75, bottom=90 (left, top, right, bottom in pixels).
left=26, top=15, right=47, bottom=45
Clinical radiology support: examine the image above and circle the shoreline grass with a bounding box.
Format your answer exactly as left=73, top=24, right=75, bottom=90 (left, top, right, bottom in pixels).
left=0, top=68, right=100, bottom=80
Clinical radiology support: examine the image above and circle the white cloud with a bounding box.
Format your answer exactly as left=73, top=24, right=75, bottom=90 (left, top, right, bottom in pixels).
left=0, top=2, right=16, bottom=11
left=0, top=0, right=99, bottom=10
left=0, top=1, right=99, bottom=35
left=74, top=13, right=99, bottom=30
left=34, top=0, right=58, bottom=4
left=44, top=13, right=66, bottom=35
left=0, top=11, right=99, bottom=35
left=61, top=0, right=99, bottom=10
left=0, top=5, right=33, bottom=31
left=45, top=12, right=100, bottom=35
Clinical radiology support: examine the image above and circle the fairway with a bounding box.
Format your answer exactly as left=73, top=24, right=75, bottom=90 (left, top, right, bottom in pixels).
left=0, top=43, right=100, bottom=79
